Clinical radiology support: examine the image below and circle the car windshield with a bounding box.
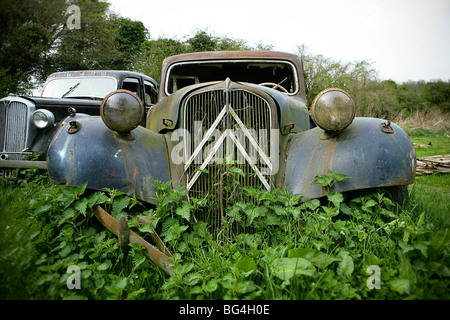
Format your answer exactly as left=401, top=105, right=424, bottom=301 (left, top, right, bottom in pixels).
left=166, top=60, right=298, bottom=95
left=41, top=77, right=117, bottom=99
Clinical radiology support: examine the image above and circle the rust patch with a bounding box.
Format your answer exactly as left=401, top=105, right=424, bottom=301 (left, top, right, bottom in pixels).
left=68, top=121, right=80, bottom=134
left=385, top=179, right=410, bottom=186
left=321, top=139, right=337, bottom=194
left=323, top=139, right=337, bottom=171
left=162, top=118, right=173, bottom=127
left=279, top=134, right=295, bottom=188
left=91, top=205, right=173, bottom=276
left=68, top=149, right=76, bottom=183
left=133, top=167, right=139, bottom=182
left=118, top=215, right=130, bottom=258
left=381, top=121, right=394, bottom=134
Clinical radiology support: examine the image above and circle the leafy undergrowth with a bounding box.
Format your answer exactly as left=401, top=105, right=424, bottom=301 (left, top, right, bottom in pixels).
left=0, top=168, right=449, bottom=300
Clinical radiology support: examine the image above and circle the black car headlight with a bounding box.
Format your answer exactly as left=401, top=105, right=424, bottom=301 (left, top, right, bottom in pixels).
left=32, top=109, right=55, bottom=129
left=100, top=90, right=144, bottom=133
left=310, top=88, right=356, bottom=132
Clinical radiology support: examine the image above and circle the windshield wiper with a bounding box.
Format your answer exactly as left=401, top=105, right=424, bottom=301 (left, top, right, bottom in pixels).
left=62, top=82, right=80, bottom=98
left=66, top=96, right=103, bottom=100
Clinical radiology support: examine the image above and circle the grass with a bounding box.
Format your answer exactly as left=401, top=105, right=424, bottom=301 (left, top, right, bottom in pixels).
left=410, top=174, right=450, bottom=231
left=0, top=184, right=32, bottom=298
left=0, top=128, right=448, bottom=301
left=408, top=129, right=450, bottom=232
left=408, top=130, right=450, bottom=158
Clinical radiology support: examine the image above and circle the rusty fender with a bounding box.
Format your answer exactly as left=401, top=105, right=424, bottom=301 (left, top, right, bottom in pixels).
left=46, top=114, right=171, bottom=205
left=283, top=117, right=416, bottom=200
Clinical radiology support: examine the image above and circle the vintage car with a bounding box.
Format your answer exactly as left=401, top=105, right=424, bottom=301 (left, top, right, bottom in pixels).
left=47, top=50, right=417, bottom=210
left=0, top=70, right=158, bottom=177
left=45, top=50, right=416, bottom=274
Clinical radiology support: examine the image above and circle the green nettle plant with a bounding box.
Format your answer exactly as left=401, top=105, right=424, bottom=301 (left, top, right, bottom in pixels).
left=0, top=167, right=448, bottom=300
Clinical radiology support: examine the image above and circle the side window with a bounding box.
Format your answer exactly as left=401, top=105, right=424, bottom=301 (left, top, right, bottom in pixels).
left=122, top=77, right=140, bottom=97
left=144, top=80, right=158, bottom=106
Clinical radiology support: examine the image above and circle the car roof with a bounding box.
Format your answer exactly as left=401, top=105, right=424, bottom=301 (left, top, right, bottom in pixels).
left=161, top=50, right=301, bottom=65
left=46, top=70, right=158, bottom=85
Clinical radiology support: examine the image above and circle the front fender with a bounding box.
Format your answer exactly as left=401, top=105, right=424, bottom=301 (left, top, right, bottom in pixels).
left=47, top=114, right=171, bottom=205
left=283, top=117, right=416, bottom=200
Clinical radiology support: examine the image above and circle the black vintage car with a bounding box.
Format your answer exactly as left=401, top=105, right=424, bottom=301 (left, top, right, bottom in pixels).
left=45, top=51, right=416, bottom=275
left=0, top=70, right=158, bottom=177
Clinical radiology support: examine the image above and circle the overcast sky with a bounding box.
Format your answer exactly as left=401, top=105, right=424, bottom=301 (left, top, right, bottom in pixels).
left=108, top=0, right=449, bottom=83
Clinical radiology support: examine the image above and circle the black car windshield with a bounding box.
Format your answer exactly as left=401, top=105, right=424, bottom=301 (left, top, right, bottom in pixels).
left=42, top=77, right=117, bottom=99
left=166, top=60, right=298, bottom=95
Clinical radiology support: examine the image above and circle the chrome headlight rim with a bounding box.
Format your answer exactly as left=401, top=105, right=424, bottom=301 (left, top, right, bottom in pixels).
left=310, top=88, right=356, bottom=132
left=32, top=109, right=55, bottom=129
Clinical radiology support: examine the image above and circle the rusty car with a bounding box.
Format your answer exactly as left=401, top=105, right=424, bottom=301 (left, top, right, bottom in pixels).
left=45, top=51, right=416, bottom=275
left=0, top=70, right=158, bottom=177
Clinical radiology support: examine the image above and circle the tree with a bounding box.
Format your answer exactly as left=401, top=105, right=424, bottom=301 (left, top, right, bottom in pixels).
left=358, top=80, right=402, bottom=118
left=297, top=44, right=377, bottom=110
left=112, top=16, right=148, bottom=62
left=46, top=0, right=126, bottom=75
left=132, top=29, right=272, bottom=82
left=185, top=29, right=268, bottom=52
left=0, top=0, right=67, bottom=96
left=131, top=37, right=187, bottom=82
left=0, top=0, right=146, bottom=96
left=420, top=80, right=450, bottom=112
left=396, top=82, right=423, bottom=115
left=186, top=30, right=217, bottom=52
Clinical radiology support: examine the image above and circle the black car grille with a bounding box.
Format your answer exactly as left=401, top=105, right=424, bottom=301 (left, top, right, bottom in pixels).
left=183, top=85, right=276, bottom=234
left=0, top=100, right=29, bottom=159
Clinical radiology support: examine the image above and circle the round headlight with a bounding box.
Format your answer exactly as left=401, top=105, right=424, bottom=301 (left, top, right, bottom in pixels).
left=310, top=88, right=356, bottom=132
left=32, top=109, right=55, bottom=129
left=100, top=90, right=144, bottom=133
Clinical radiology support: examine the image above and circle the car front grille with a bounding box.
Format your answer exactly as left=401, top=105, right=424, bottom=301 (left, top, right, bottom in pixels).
left=0, top=100, right=29, bottom=159
left=183, top=83, right=276, bottom=234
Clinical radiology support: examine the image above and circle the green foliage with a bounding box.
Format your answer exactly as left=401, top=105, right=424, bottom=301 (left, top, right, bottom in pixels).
left=186, top=29, right=257, bottom=52
left=0, top=0, right=67, bottom=96
left=409, top=131, right=449, bottom=158
left=0, top=0, right=151, bottom=96
left=0, top=174, right=165, bottom=299
left=298, top=44, right=377, bottom=106
left=313, top=169, right=350, bottom=190
left=113, top=16, right=148, bottom=61
left=298, top=45, right=450, bottom=119
left=1, top=166, right=448, bottom=300
left=420, top=80, right=450, bottom=112
left=9, top=153, right=48, bottom=186
left=47, top=0, right=129, bottom=74
left=410, top=174, right=450, bottom=232
left=131, top=37, right=187, bottom=81
left=132, top=28, right=273, bottom=83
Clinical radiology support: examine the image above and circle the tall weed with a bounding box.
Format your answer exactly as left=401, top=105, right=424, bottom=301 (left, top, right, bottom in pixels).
left=0, top=168, right=448, bottom=300
left=394, top=108, right=450, bottom=133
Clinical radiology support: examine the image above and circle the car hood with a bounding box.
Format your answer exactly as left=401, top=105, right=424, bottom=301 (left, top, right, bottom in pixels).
left=146, top=80, right=309, bottom=135
left=22, top=96, right=102, bottom=121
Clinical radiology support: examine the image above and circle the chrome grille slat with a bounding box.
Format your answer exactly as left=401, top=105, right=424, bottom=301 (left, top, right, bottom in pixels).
left=0, top=101, right=6, bottom=151
left=183, top=87, right=273, bottom=234
left=1, top=100, right=29, bottom=159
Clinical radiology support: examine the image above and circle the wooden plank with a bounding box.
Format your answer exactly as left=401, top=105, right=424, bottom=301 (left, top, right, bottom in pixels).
left=416, top=155, right=450, bottom=175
